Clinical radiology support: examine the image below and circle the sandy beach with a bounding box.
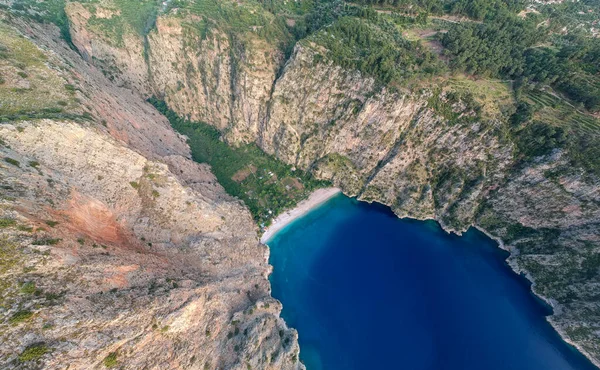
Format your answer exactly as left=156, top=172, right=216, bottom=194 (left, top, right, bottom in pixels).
left=260, top=187, right=342, bottom=243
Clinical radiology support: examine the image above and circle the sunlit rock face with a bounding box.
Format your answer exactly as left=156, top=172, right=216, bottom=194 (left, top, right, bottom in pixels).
left=0, top=16, right=302, bottom=370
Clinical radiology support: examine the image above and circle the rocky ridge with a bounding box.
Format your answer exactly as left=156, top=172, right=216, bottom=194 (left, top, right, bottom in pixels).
left=0, top=14, right=302, bottom=370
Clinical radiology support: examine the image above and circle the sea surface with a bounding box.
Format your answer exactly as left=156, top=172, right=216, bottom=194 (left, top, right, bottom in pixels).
left=267, top=194, right=598, bottom=370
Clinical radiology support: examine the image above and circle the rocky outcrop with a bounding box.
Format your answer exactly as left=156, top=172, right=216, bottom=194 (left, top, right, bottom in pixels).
left=65, top=2, right=150, bottom=95
left=262, top=43, right=514, bottom=231
left=66, top=2, right=285, bottom=145
left=147, top=14, right=283, bottom=144
left=0, top=17, right=302, bottom=370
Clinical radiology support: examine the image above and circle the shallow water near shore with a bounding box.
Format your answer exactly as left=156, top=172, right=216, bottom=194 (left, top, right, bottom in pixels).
left=268, top=194, right=598, bottom=370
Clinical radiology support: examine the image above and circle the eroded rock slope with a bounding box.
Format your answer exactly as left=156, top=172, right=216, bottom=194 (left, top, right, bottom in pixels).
left=0, top=15, right=301, bottom=370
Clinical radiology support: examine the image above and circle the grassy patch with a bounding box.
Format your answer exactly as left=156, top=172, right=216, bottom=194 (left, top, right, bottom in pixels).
left=45, top=220, right=59, bottom=227
left=175, top=0, right=293, bottom=45
left=149, top=98, right=329, bottom=226
left=0, top=218, right=16, bottom=228
left=18, top=343, right=49, bottom=362
left=103, top=351, right=118, bottom=368
left=20, top=281, right=37, bottom=294
left=9, top=309, right=33, bottom=324
left=85, top=0, right=159, bottom=46
left=4, top=157, right=20, bottom=167
left=448, top=75, right=514, bottom=118
left=32, top=238, right=61, bottom=246
left=0, top=23, right=79, bottom=122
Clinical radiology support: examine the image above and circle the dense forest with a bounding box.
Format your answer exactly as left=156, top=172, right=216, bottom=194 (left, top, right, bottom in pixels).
left=286, top=0, right=600, bottom=112
left=441, top=7, right=600, bottom=112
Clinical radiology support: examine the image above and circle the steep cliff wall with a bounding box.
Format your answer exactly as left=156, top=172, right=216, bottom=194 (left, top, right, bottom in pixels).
left=66, top=0, right=288, bottom=145
left=262, top=43, right=515, bottom=232
left=0, top=15, right=302, bottom=370
left=265, top=44, right=600, bottom=363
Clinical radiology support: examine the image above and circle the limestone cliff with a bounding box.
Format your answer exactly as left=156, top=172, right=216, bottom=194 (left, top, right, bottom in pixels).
left=64, top=1, right=600, bottom=364
left=65, top=0, right=287, bottom=145
left=0, top=15, right=301, bottom=370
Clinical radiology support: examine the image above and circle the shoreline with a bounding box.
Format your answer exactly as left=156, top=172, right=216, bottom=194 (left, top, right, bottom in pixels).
left=262, top=189, right=600, bottom=368
left=260, top=187, right=341, bottom=244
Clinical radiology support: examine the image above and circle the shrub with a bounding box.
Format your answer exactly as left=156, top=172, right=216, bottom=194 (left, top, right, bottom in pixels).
left=0, top=218, right=16, bottom=228
left=129, top=181, right=139, bottom=189
left=32, top=238, right=61, bottom=245
left=103, top=352, right=118, bottom=368
left=45, top=220, right=59, bottom=227
left=4, top=157, right=20, bottom=167
left=9, top=310, right=33, bottom=324
left=20, top=282, right=36, bottom=294
left=18, top=343, right=49, bottom=362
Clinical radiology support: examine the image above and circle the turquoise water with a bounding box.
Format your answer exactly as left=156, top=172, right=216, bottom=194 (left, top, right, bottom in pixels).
left=268, top=194, right=598, bottom=370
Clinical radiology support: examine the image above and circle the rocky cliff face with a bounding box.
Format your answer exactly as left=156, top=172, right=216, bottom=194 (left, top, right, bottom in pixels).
left=0, top=15, right=301, bottom=370
left=65, top=2, right=600, bottom=363
left=65, top=1, right=286, bottom=145
left=262, top=42, right=515, bottom=233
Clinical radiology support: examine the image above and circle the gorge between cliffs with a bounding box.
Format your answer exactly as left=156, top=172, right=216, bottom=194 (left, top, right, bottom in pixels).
left=0, top=0, right=599, bottom=369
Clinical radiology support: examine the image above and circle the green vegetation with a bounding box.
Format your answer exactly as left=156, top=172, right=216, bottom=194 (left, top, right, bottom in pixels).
left=352, top=0, right=525, bottom=19
left=20, top=281, right=37, bottom=294
left=4, top=157, right=20, bottom=167
left=18, top=343, right=49, bottom=362
left=441, top=13, right=541, bottom=77
left=32, top=238, right=62, bottom=246
left=172, top=0, right=292, bottom=45
left=519, top=37, right=600, bottom=112
left=129, top=181, right=140, bottom=189
left=45, top=220, right=59, bottom=227
left=306, top=15, right=443, bottom=85
left=149, top=98, right=329, bottom=226
left=9, top=309, right=33, bottom=324
left=0, top=23, right=83, bottom=123
left=86, top=0, right=160, bottom=46
left=509, top=88, right=600, bottom=175
left=6, top=0, right=72, bottom=43
left=440, top=8, right=600, bottom=112
left=103, top=352, right=119, bottom=368
left=0, top=218, right=16, bottom=228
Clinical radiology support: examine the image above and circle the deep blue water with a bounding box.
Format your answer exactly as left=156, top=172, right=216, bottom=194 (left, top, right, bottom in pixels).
left=268, top=194, right=598, bottom=370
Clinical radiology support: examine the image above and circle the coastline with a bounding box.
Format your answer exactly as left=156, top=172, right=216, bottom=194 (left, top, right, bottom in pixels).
left=260, top=187, right=341, bottom=244
left=358, top=195, right=599, bottom=368
left=263, top=189, right=600, bottom=368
